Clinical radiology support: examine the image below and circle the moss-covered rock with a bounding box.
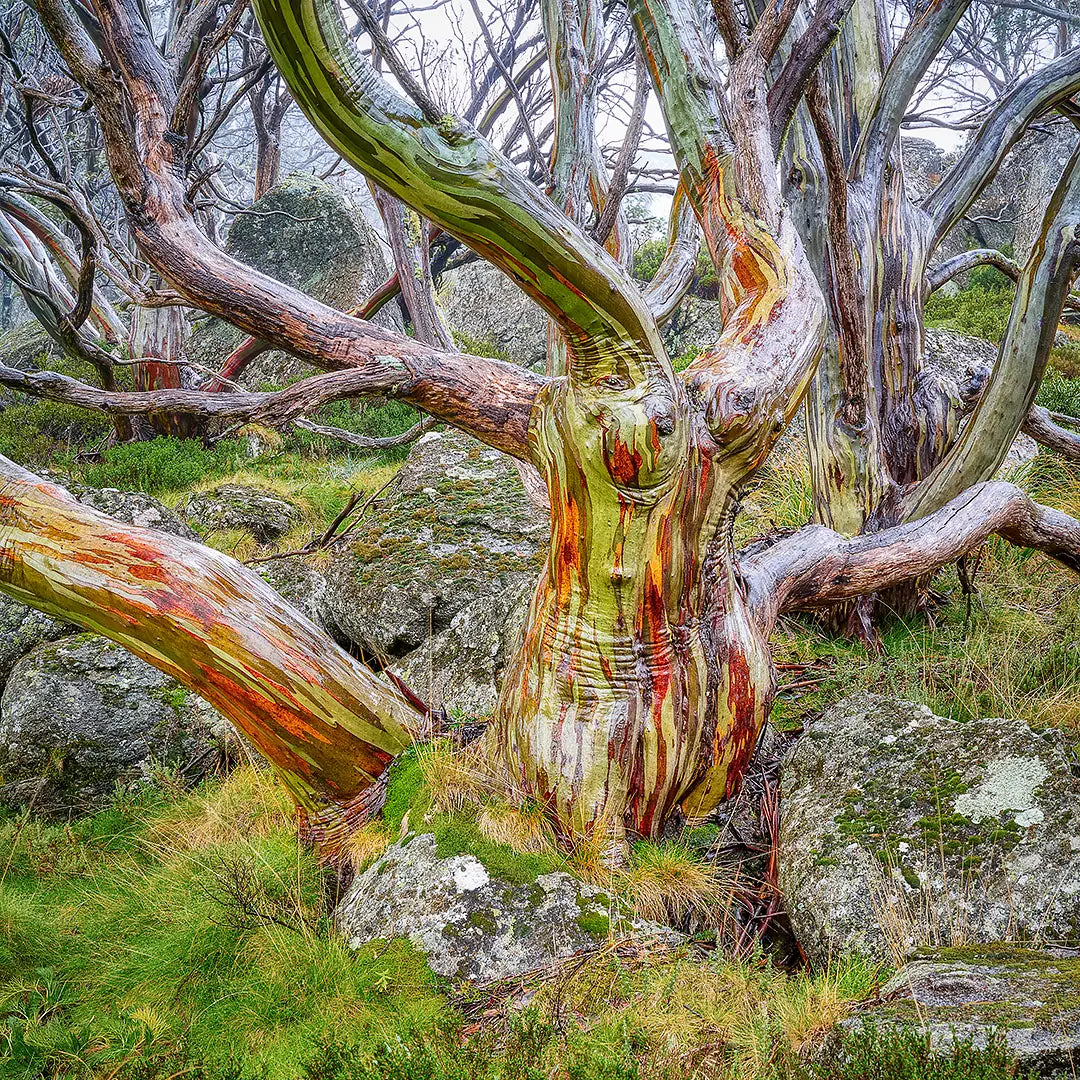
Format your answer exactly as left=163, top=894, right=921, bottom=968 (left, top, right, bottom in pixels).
left=180, top=483, right=302, bottom=543
left=185, top=174, right=398, bottom=387
left=0, top=634, right=231, bottom=814
left=335, top=831, right=677, bottom=981
left=851, top=945, right=1080, bottom=1077
left=0, top=320, right=62, bottom=372
left=779, top=693, right=1080, bottom=965
left=71, top=485, right=200, bottom=539
left=323, top=429, right=546, bottom=715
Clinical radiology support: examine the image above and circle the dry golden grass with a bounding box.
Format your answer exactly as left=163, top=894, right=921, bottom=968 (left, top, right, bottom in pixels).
left=340, top=823, right=392, bottom=875
left=145, top=765, right=294, bottom=855
left=477, top=800, right=556, bottom=855
left=624, top=843, right=742, bottom=932
left=534, top=951, right=878, bottom=1080
left=417, top=740, right=503, bottom=815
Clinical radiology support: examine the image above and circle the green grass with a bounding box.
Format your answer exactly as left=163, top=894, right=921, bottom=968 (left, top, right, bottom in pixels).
left=1037, top=368, right=1080, bottom=418
left=0, top=769, right=449, bottom=1080
left=0, top=757, right=893, bottom=1080
left=82, top=435, right=250, bottom=494
left=0, top=400, right=112, bottom=469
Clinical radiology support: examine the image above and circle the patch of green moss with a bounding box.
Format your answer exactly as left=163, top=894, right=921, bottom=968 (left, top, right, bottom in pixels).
left=381, top=750, right=432, bottom=835
left=158, top=686, right=190, bottom=711
left=576, top=911, right=611, bottom=938
left=430, top=815, right=560, bottom=886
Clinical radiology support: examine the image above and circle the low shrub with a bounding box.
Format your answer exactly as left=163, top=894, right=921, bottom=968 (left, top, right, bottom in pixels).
left=0, top=399, right=112, bottom=466
left=924, top=284, right=1014, bottom=344
left=82, top=435, right=248, bottom=493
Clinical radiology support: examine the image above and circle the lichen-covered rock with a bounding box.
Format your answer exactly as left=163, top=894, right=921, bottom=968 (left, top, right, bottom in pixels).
left=181, top=484, right=301, bottom=542
left=779, top=694, right=1080, bottom=965
left=853, top=946, right=1080, bottom=1077
left=0, top=320, right=62, bottom=371
left=256, top=555, right=330, bottom=629
left=323, top=430, right=546, bottom=715
left=922, top=330, right=1036, bottom=470
left=923, top=328, right=995, bottom=392
left=0, top=633, right=230, bottom=813
left=661, top=295, right=721, bottom=360
left=185, top=175, right=398, bottom=387
left=439, top=260, right=548, bottom=368
left=71, top=486, right=200, bottom=540
left=0, top=595, right=69, bottom=691
left=335, top=831, right=678, bottom=981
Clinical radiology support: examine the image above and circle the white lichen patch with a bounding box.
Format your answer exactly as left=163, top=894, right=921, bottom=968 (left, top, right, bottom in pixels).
left=452, top=857, right=489, bottom=892
left=953, top=757, right=1050, bottom=825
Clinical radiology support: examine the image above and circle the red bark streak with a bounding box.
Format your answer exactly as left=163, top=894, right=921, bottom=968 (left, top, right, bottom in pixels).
left=609, top=437, right=643, bottom=485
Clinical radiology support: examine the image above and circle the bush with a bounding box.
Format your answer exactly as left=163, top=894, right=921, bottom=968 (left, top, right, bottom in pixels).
left=0, top=399, right=112, bottom=466
left=82, top=435, right=247, bottom=494
left=815, top=1022, right=1030, bottom=1080
left=1037, top=370, right=1080, bottom=418
left=925, top=284, right=1014, bottom=343
left=632, top=239, right=717, bottom=298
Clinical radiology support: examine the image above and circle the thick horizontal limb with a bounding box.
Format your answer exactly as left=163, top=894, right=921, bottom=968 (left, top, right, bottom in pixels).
left=0, top=456, right=422, bottom=812
left=0, top=357, right=547, bottom=460
left=742, top=481, right=1080, bottom=631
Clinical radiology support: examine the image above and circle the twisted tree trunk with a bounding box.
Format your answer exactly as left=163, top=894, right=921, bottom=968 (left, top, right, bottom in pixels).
left=13, top=0, right=1080, bottom=851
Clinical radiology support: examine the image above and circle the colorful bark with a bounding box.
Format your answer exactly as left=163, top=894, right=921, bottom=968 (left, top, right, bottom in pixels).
left=488, top=372, right=773, bottom=840
left=0, top=456, right=420, bottom=815
left=129, top=297, right=199, bottom=438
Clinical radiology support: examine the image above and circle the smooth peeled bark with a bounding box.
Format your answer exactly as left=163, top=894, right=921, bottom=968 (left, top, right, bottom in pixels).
left=487, top=379, right=774, bottom=841
left=0, top=456, right=420, bottom=820
left=129, top=298, right=199, bottom=438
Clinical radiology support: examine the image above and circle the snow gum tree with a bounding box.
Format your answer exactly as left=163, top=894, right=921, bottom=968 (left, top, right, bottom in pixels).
left=2, top=0, right=1080, bottom=850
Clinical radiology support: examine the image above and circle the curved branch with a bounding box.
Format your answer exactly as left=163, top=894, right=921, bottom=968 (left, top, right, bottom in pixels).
left=0, top=456, right=422, bottom=814
left=850, top=0, right=970, bottom=183
left=252, top=0, right=665, bottom=385
left=743, top=481, right=1080, bottom=631
left=1024, top=404, right=1080, bottom=460
left=641, top=188, right=702, bottom=324
left=925, top=246, right=1080, bottom=309
left=925, top=48, right=1080, bottom=252
left=925, top=248, right=1022, bottom=293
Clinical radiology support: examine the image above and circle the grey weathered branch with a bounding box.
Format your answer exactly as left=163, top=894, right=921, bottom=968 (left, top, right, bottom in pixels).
left=852, top=0, right=971, bottom=182
left=743, top=481, right=1080, bottom=631
left=925, top=47, right=1080, bottom=252
left=0, top=352, right=548, bottom=460
left=1024, top=405, right=1080, bottom=460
